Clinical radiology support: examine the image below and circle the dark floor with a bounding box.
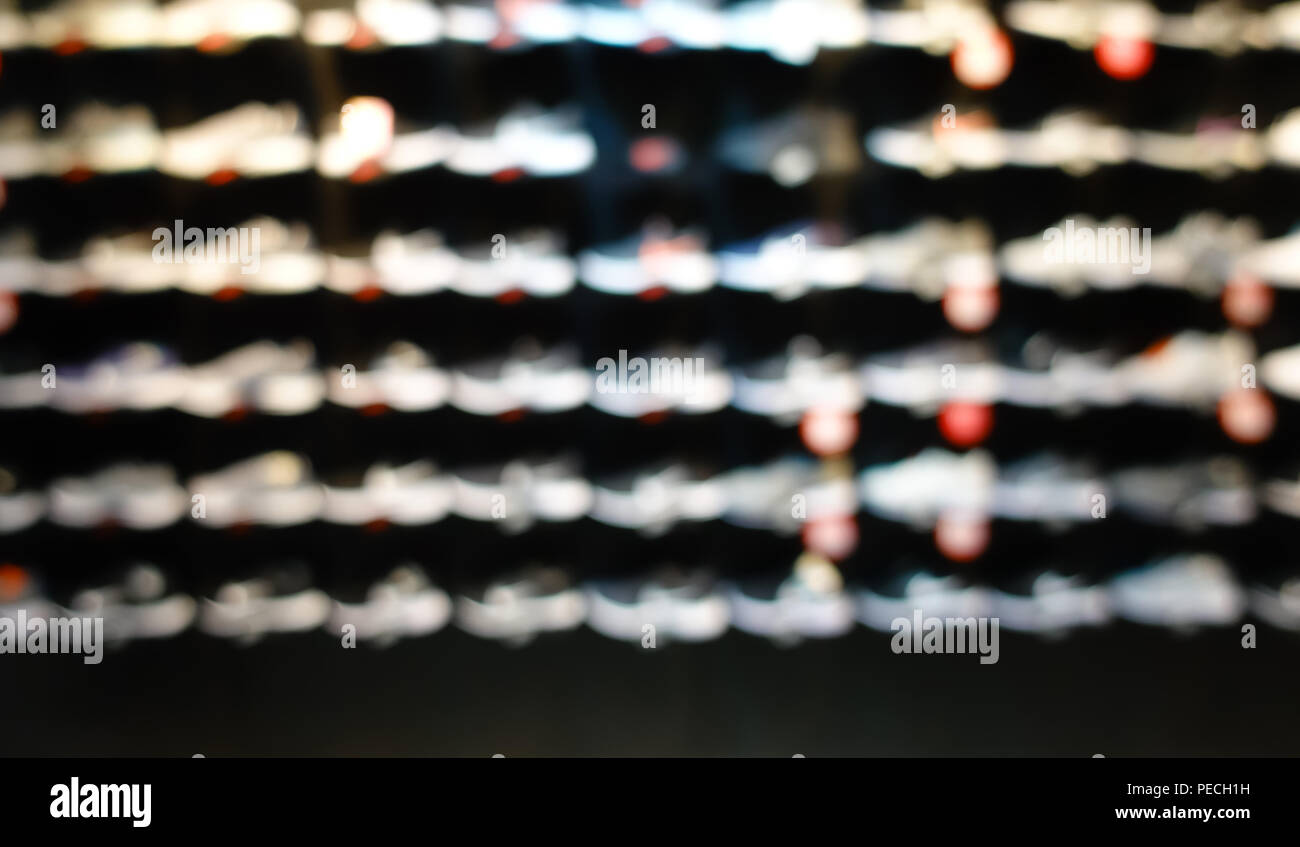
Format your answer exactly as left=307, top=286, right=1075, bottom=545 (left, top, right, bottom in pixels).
left=3, top=623, right=1294, bottom=756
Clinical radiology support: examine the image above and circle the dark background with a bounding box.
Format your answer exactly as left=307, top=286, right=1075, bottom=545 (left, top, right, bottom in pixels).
left=4, top=625, right=1294, bottom=756
left=2, top=1, right=1299, bottom=755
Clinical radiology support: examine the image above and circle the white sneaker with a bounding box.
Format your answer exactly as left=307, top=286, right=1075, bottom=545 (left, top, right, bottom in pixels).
left=1109, top=554, right=1244, bottom=627
left=329, top=565, right=452, bottom=645
left=70, top=564, right=197, bottom=641
left=160, top=102, right=313, bottom=180
left=859, top=448, right=995, bottom=527
left=49, top=463, right=189, bottom=529
left=729, top=554, right=855, bottom=640
left=456, top=567, right=586, bottom=643
left=188, top=451, right=323, bottom=526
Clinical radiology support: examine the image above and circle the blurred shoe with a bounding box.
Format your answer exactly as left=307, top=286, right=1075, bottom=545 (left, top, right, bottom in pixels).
left=188, top=451, right=323, bottom=527
left=585, top=569, right=729, bottom=643
left=578, top=0, right=654, bottom=47
left=456, top=567, right=586, bottom=643
left=328, top=565, right=452, bottom=645
left=45, top=103, right=161, bottom=175
left=1260, top=343, right=1300, bottom=401
left=1242, top=223, right=1300, bottom=289
left=160, top=102, right=314, bottom=180
left=722, top=457, right=821, bottom=533
left=0, top=351, right=51, bottom=410
left=0, top=466, right=45, bottom=533
left=717, top=221, right=866, bottom=299
left=860, top=218, right=994, bottom=301
left=451, top=459, right=591, bottom=528
left=862, top=338, right=1000, bottom=411
left=361, top=230, right=459, bottom=295
left=717, top=105, right=860, bottom=185
left=0, top=111, right=47, bottom=179
left=590, top=462, right=724, bottom=533
left=70, top=564, right=196, bottom=641
left=867, top=109, right=1005, bottom=177
left=52, top=343, right=188, bottom=413
left=159, top=0, right=299, bottom=47
left=1249, top=575, right=1300, bottom=631
left=446, top=104, right=595, bottom=177
left=500, top=343, right=591, bottom=412
left=1109, top=457, right=1256, bottom=529
left=199, top=567, right=331, bottom=642
left=322, top=460, right=452, bottom=525
left=453, top=230, right=574, bottom=298
left=859, top=448, right=995, bottom=528
left=82, top=228, right=181, bottom=293
left=328, top=341, right=450, bottom=411
left=1115, top=330, right=1251, bottom=408
left=731, top=337, right=861, bottom=420
left=993, top=453, right=1103, bottom=522
left=729, top=553, right=855, bottom=640
left=579, top=221, right=716, bottom=297
left=724, top=0, right=869, bottom=64
left=588, top=343, right=725, bottom=417
left=318, top=104, right=456, bottom=178
left=1000, top=214, right=1147, bottom=294
left=178, top=340, right=320, bottom=417
left=49, top=463, right=189, bottom=529
left=1134, top=116, right=1265, bottom=175
left=1108, top=554, right=1244, bottom=627
left=988, top=571, right=1110, bottom=632
left=857, top=570, right=991, bottom=631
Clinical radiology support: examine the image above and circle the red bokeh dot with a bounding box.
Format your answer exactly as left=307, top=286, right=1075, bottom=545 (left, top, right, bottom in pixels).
left=1222, top=273, right=1273, bottom=329
left=800, top=407, right=859, bottom=456
left=951, top=28, right=1014, bottom=90
left=934, top=512, right=990, bottom=563
left=1095, top=35, right=1154, bottom=81
left=802, top=514, right=859, bottom=561
left=1218, top=389, right=1275, bottom=445
left=938, top=401, right=993, bottom=448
